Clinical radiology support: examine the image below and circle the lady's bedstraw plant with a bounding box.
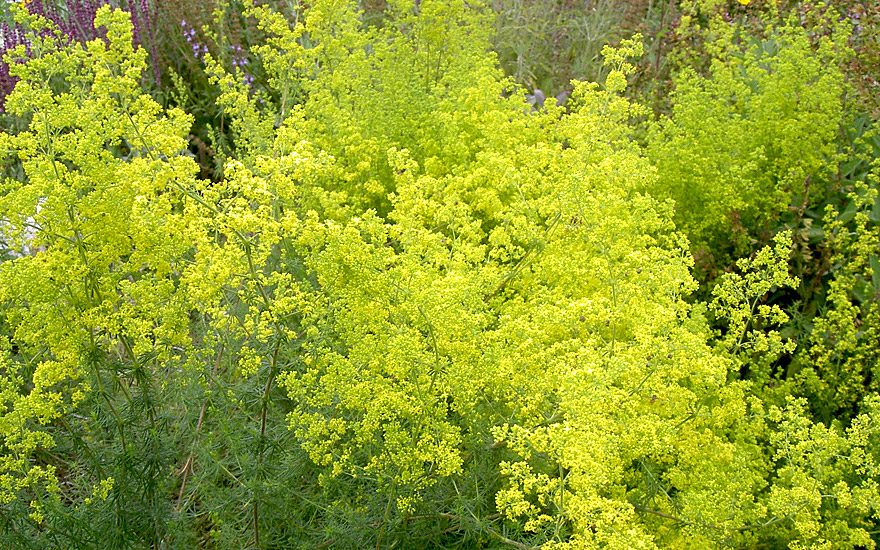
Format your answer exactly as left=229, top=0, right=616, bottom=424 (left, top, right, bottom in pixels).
left=0, top=6, right=199, bottom=547
left=646, top=9, right=849, bottom=259
left=794, top=178, right=880, bottom=424
left=0, top=1, right=877, bottom=549
left=209, top=6, right=773, bottom=547
left=709, top=231, right=799, bottom=385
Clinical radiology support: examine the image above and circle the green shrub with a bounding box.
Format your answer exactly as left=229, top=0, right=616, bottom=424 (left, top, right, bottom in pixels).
left=0, top=2, right=877, bottom=549
left=645, top=10, right=849, bottom=260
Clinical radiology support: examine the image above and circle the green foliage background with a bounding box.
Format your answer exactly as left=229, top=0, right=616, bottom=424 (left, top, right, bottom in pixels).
left=0, top=1, right=878, bottom=549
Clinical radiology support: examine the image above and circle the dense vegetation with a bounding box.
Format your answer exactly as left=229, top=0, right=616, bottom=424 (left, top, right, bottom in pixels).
left=0, top=0, right=877, bottom=548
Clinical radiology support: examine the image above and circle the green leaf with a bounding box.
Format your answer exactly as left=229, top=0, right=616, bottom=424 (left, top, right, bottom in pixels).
left=852, top=278, right=869, bottom=303
left=838, top=201, right=858, bottom=223
left=806, top=226, right=825, bottom=242
left=870, top=193, right=880, bottom=223
left=839, top=159, right=863, bottom=179
left=870, top=255, right=880, bottom=293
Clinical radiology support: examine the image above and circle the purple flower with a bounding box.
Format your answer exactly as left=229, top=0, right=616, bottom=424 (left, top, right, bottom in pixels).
left=188, top=43, right=209, bottom=60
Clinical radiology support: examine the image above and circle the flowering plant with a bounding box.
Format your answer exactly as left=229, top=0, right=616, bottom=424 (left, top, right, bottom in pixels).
left=0, top=2, right=876, bottom=549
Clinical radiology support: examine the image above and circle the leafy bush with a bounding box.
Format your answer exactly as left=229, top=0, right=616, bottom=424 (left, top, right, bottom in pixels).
left=0, top=1, right=877, bottom=549
left=645, top=10, right=849, bottom=258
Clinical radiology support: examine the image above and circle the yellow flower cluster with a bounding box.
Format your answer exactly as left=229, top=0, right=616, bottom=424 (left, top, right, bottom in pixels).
left=0, top=2, right=875, bottom=548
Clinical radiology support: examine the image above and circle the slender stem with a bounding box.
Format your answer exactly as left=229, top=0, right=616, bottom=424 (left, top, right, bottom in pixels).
left=89, top=338, right=128, bottom=454
left=252, top=498, right=261, bottom=549
left=485, top=211, right=561, bottom=302
left=375, top=479, right=397, bottom=550
left=176, top=345, right=224, bottom=511
left=254, top=342, right=280, bottom=550
left=554, top=462, right=565, bottom=540
left=58, top=416, right=105, bottom=479
left=487, top=527, right=532, bottom=550
left=635, top=505, right=787, bottom=532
